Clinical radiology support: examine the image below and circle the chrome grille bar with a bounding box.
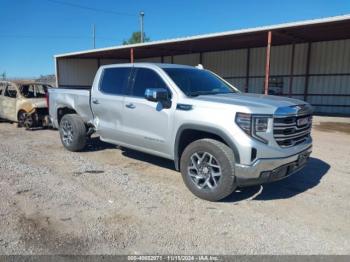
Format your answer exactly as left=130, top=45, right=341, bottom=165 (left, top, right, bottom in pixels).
left=273, top=114, right=312, bottom=147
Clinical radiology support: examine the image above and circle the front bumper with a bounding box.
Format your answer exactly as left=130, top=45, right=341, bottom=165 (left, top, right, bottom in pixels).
left=235, top=146, right=312, bottom=186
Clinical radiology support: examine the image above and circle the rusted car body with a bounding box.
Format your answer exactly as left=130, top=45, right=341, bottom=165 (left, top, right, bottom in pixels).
left=0, top=81, right=51, bottom=128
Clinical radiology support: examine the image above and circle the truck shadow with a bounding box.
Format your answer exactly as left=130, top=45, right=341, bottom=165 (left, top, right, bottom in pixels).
left=120, top=148, right=176, bottom=170
left=222, top=157, right=330, bottom=202
left=84, top=137, right=117, bottom=152
left=84, top=137, right=176, bottom=170
left=83, top=138, right=330, bottom=202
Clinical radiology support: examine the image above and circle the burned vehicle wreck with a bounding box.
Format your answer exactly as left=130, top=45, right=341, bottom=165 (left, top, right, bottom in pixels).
left=0, top=81, right=51, bottom=129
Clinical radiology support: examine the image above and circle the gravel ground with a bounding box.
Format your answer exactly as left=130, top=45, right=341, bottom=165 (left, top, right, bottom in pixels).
left=0, top=116, right=349, bottom=255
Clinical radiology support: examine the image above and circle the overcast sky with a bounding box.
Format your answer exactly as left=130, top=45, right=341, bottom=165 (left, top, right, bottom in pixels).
left=1, top=0, right=350, bottom=77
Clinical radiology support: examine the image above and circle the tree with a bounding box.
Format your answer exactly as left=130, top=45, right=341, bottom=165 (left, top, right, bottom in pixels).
left=1, top=72, right=6, bottom=80
left=122, top=31, right=150, bottom=45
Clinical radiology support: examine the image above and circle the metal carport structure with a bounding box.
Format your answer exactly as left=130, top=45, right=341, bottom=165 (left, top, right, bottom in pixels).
left=55, top=14, right=350, bottom=115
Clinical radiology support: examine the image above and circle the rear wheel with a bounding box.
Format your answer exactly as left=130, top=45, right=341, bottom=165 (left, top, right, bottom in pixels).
left=180, top=138, right=237, bottom=201
left=59, top=114, right=87, bottom=151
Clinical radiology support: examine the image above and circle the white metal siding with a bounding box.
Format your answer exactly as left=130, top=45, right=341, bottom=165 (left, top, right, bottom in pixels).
left=307, top=75, right=350, bottom=114
left=308, top=95, right=350, bottom=106
left=58, top=58, right=98, bottom=86
left=173, top=53, right=200, bottom=66
left=308, top=75, right=350, bottom=95
left=100, top=59, right=129, bottom=65
left=249, top=47, right=267, bottom=76
left=249, top=78, right=264, bottom=94
left=135, top=57, right=162, bottom=63
left=293, top=43, right=308, bottom=74
left=163, top=56, right=172, bottom=63
left=56, top=38, right=350, bottom=114
left=310, top=39, right=350, bottom=74
left=225, top=78, right=246, bottom=92
left=306, top=40, right=350, bottom=114
left=270, top=45, right=292, bottom=75
left=203, top=49, right=247, bottom=77
left=290, top=76, right=306, bottom=94
left=311, top=105, right=350, bottom=115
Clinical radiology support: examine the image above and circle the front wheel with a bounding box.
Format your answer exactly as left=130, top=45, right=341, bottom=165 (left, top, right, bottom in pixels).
left=17, top=111, right=26, bottom=128
left=180, top=138, right=237, bottom=201
left=59, top=114, right=87, bottom=152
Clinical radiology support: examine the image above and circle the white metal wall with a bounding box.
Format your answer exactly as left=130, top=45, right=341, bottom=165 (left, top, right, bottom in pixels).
left=203, top=49, right=247, bottom=77
left=173, top=53, right=200, bottom=66
left=163, top=56, right=172, bottom=63
left=57, top=58, right=98, bottom=87
left=308, top=40, right=350, bottom=114
left=100, top=59, right=129, bottom=65
left=293, top=43, right=308, bottom=74
left=57, top=39, right=350, bottom=114
left=310, top=40, right=350, bottom=74
left=203, top=49, right=248, bottom=92
left=135, top=57, right=162, bottom=63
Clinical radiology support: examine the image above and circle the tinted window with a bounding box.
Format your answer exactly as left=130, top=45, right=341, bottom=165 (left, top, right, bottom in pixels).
left=4, top=84, right=17, bottom=98
left=20, top=84, right=48, bottom=98
left=0, top=83, right=5, bottom=95
left=100, top=67, right=131, bottom=95
left=132, top=68, right=168, bottom=97
left=164, top=68, right=238, bottom=97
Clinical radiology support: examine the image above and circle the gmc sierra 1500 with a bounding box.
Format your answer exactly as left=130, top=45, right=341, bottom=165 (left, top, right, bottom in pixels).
left=48, top=63, right=313, bottom=201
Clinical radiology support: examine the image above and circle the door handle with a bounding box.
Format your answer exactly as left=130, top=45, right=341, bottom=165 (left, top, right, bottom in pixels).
left=125, top=103, right=136, bottom=109
left=92, top=98, right=99, bottom=104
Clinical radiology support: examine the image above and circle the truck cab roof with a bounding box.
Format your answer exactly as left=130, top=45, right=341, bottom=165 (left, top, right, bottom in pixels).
left=100, top=62, right=198, bottom=70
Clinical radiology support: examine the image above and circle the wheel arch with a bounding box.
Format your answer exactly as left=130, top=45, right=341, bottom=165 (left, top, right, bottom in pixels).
left=174, top=124, right=240, bottom=170
left=17, top=109, right=27, bottom=120
left=57, top=107, right=77, bottom=125
left=16, top=100, right=36, bottom=120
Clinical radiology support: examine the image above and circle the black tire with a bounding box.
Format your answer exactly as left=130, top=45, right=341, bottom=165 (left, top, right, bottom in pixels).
left=180, top=138, right=237, bottom=201
left=59, top=114, right=87, bottom=152
left=17, top=111, right=26, bottom=128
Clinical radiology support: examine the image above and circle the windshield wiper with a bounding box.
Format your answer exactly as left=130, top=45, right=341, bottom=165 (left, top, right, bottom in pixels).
left=187, top=91, right=233, bottom=97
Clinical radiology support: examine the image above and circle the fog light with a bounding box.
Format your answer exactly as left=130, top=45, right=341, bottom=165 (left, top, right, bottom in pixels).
left=260, top=171, right=271, bottom=179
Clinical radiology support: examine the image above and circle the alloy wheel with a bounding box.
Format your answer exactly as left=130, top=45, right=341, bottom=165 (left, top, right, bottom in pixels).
left=61, top=120, right=74, bottom=145
left=187, top=151, right=222, bottom=190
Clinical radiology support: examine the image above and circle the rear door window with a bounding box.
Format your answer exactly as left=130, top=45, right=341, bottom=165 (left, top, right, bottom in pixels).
left=131, top=68, right=169, bottom=97
left=99, top=67, right=131, bottom=95
left=20, top=84, right=47, bottom=98
left=4, top=84, right=17, bottom=98
left=0, top=83, right=5, bottom=95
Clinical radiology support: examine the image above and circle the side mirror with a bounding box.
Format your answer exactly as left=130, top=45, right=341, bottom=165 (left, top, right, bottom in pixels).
left=145, top=88, right=169, bottom=102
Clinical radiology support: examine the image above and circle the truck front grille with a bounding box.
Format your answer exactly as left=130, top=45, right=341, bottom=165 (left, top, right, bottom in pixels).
left=273, top=115, right=312, bottom=147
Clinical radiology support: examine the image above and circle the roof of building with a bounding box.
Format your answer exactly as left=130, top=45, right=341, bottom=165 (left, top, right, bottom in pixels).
left=0, top=80, right=50, bottom=86
left=55, top=14, right=350, bottom=60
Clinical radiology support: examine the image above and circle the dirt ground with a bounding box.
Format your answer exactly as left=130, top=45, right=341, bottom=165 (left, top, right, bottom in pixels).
left=0, top=116, right=349, bottom=255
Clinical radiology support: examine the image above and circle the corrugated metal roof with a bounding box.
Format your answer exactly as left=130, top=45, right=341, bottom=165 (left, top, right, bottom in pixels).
left=55, top=14, right=350, bottom=58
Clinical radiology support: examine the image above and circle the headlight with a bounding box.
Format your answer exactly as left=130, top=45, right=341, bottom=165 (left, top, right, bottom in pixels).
left=235, top=113, right=251, bottom=135
left=235, top=113, right=271, bottom=144
left=252, top=116, right=269, bottom=143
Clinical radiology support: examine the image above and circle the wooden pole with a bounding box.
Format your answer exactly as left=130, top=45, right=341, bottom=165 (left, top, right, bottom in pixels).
left=304, top=43, right=312, bottom=101
left=288, top=43, right=295, bottom=97
left=245, top=48, right=250, bottom=93
left=264, top=31, right=272, bottom=95
left=130, top=48, right=134, bottom=63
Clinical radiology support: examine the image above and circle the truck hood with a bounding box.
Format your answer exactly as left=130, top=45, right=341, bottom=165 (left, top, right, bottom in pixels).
left=193, top=93, right=308, bottom=114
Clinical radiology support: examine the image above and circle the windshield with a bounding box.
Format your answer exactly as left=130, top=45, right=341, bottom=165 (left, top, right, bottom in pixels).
left=19, top=84, right=49, bottom=98
left=163, top=68, right=238, bottom=97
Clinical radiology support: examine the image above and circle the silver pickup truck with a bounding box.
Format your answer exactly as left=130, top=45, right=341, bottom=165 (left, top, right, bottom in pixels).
left=48, top=63, right=313, bottom=201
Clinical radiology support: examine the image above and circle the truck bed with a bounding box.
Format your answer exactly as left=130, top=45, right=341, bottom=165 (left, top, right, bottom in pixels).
left=48, top=87, right=93, bottom=128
